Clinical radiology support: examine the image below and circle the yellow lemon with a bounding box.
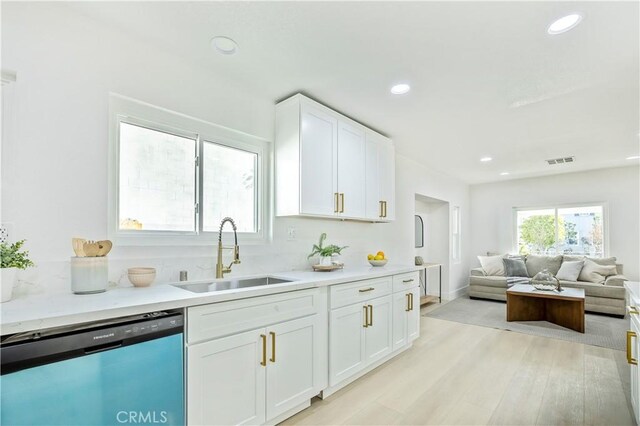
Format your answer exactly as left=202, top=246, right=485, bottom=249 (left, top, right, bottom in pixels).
left=374, top=254, right=384, bottom=261
left=376, top=251, right=385, bottom=258
left=367, top=254, right=375, bottom=260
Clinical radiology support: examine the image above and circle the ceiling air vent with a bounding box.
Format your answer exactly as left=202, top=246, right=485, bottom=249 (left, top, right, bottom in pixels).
left=546, top=156, right=575, bottom=165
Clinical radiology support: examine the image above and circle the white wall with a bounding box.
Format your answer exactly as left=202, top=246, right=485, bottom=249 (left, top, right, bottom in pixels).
left=469, top=166, right=640, bottom=281
left=1, top=3, right=471, bottom=298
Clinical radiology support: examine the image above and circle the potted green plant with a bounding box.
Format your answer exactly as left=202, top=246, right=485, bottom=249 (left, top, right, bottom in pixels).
left=1, top=240, right=35, bottom=302
left=307, top=233, right=348, bottom=267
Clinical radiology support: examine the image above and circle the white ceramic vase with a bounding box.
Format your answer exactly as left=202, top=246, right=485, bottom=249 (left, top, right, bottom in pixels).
left=319, top=256, right=333, bottom=267
left=1, top=267, right=18, bottom=303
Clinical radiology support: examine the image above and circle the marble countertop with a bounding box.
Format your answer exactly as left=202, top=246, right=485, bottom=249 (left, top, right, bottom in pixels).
left=1, top=264, right=423, bottom=336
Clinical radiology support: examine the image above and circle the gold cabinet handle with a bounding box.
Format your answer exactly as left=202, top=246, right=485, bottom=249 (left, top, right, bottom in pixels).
left=383, top=201, right=387, bottom=218
left=260, top=334, right=267, bottom=366
left=363, top=305, right=368, bottom=328
left=403, top=279, right=414, bottom=283
left=359, top=287, right=375, bottom=293
left=409, top=293, right=414, bottom=311
left=269, top=331, right=276, bottom=363
left=629, top=306, right=640, bottom=315
left=340, top=193, right=345, bottom=213
left=405, top=293, right=411, bottom=312
left=334, top=193, right=339, bottom=213
left=368, top=304, right=373, bottom=326
left=628, top=331, right=638, bottom=365
left=379, top=201, right=384, bottom=218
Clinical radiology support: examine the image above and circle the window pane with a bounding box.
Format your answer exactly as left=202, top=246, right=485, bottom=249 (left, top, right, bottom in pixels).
left=119, top=122, right=196, bottom=232
left=517, top=209, right=557, bottom=255
left=558, top=206, right=604, bottom=256
left=202, top=141, right=257, bottom=233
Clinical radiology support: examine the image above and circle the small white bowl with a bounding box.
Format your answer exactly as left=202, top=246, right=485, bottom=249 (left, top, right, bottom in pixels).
left=128, top=267, right=156, bottom=287
left=368, top=259, right=388, bottom=267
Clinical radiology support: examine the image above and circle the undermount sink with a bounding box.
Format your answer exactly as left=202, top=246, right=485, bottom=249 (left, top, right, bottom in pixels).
left=171, top=276, right=294, bottom=294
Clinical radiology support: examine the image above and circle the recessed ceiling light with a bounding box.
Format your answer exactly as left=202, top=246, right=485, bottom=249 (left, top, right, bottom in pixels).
left=627, top=156, right=640, bottom=160
left=390, top=84, right=410, bottom=95
left=547, top=14, right=582, bottom=35
left=210, top=36, right=238, bottom=55
left=500, top=172, right=510, bottom=176
left=480, top=157, right=493, bottom=162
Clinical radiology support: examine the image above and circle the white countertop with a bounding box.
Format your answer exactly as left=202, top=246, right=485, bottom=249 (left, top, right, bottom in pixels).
left=1, top=264, right=423, bottom=336
left=625, top=281, right=640, bottom=305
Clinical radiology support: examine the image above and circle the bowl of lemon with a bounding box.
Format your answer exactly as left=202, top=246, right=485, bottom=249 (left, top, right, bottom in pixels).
left=367, top=251, right=388, bottom=267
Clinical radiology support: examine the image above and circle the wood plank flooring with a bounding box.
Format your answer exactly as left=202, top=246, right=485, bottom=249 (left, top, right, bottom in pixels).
left=283, top=306, right=634, bottom=426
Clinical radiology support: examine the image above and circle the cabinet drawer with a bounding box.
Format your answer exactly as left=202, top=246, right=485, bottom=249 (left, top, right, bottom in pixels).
left=187, top=289, right=320, bottom=344
left=393, top=272, right=419, bottom=293
left=330, top=277, right=392, bottom=309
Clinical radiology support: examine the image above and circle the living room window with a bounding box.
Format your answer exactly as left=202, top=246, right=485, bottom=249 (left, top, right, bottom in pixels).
left=515, top=204, right=605, bottom=257
left=108, top=94, right=269, bottom=245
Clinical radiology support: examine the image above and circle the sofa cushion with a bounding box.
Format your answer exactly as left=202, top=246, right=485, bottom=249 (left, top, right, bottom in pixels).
left=564, top=255, right=619, bottom=273
left=578, top=258, right=617, bottom=283
left=469, top=275, right=508, bottom=289
left=556, top=260, right=584, bottom=282
left=559, top=280, right=626, bottom=299
left=478, top=255, right=505, bottom=276
left=525, top=254, right=563, bottom=277
left=503, top=258, right=528, bottom=277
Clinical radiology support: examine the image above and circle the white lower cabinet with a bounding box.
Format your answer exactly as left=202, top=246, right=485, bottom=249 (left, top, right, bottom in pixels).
left=188, top=329, right=266, bottom=426
left=186, top=289, right=326, bottom=426
left=392, top=287, right=420, bottom=351
left=265, top=315, right=319, bottom=420
left=364, top=295, right=393, bottom=365
left=630, top=313, right=640, bottom=424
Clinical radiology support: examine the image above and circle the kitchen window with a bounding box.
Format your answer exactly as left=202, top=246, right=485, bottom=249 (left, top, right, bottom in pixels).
left=514, top=204, right=606, bottom=257
left=109, top=94, right=269, bottom=245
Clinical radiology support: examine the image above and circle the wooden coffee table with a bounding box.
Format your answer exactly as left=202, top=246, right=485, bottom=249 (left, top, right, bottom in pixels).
left=506, top=284, right=585, bottom=333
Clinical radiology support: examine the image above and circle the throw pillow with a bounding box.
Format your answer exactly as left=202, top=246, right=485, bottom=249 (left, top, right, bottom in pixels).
left=525, top=254, right=563, bottom=277
left=564, top=255, right=618, bottom=274
left=578, top=258, right=618, bottom=283
left=503, top=257, right=528, bottom=277
left=477, top=255, right=505, bottom=276
left=556, top=260, right=584, bottom=282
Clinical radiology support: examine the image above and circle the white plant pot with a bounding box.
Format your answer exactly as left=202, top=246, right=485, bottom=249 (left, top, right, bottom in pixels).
left=319, top=256, right=333, bottom=267
left=1, top=267, right=18, bottom=303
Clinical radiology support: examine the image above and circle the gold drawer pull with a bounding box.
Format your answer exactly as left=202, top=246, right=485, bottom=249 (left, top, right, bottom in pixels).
left=629, top=306, right=640, bottom=315
left=359, top=287, right=375, bottom=293
left=403, top=279, right=414, bottom=283
left=363, top=305, right=368, bottom=328
left=269, top=331, right=276, bottom=363
left=628, top=331, right=637, bottom=365
left=260, top=334, right=267, bottom=366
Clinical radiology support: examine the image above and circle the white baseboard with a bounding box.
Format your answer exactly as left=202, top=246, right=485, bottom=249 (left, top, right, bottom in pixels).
left=447, top=285, right=468, bottom=301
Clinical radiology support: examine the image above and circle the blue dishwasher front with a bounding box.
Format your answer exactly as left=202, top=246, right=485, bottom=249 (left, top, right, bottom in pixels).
left=1, top=311, right=185, bottom=426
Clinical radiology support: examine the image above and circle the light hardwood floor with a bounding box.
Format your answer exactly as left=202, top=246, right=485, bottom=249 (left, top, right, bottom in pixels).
left=283, top=305, right=634, bottom=426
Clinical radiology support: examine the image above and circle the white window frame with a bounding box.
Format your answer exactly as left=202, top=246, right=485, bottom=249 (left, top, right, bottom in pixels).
left=512, top=202, right=608, bottom=257
left=108, top=94, right=271, bottom=246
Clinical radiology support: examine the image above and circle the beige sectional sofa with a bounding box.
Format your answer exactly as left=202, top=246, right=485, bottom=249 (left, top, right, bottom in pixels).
left=469, top=255, right=627, bottom=316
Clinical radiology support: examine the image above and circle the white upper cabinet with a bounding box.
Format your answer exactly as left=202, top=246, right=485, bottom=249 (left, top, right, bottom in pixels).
left=276, top=94, right=394, bottom=222
left=300, top=104, right=338, bottom=216
left=337, top=121, right=366, bottom=218
left=365, top=131, right=395, bottom=221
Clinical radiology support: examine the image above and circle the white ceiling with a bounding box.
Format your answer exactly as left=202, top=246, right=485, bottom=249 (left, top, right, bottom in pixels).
left=67, top=1, right=639, bottom=184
